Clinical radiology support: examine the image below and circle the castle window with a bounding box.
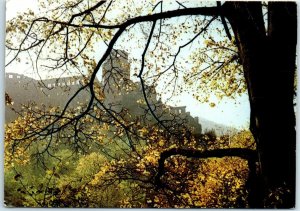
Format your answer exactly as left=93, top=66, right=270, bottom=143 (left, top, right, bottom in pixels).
left=17, top=75, right=20, bottom=79
left=179, top=109, right=181, bottom=114
left=9, top=75, right=13, bottom=79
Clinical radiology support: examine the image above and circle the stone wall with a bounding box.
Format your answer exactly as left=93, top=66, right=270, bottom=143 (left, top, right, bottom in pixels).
left=5, top=50, right=202, bottom=134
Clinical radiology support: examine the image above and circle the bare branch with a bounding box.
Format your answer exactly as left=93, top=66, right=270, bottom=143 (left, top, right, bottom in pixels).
left=217, top=1, right=232, bottom=41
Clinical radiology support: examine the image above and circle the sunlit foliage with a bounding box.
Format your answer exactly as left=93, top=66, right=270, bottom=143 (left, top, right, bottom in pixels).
left=5, top=109, right=256, bottom=207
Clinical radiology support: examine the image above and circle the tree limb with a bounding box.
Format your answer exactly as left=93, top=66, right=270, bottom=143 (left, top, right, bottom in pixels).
left=154, top=147, right=257, bottom=188
left=217, top=1, right=232, bottom=41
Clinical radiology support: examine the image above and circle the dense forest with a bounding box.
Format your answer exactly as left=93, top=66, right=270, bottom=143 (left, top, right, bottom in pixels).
left=4, top=1, right=296, bottom=208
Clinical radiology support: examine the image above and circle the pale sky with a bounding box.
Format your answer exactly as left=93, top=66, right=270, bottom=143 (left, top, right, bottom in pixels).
left=5, top=0, right=251, bottom=129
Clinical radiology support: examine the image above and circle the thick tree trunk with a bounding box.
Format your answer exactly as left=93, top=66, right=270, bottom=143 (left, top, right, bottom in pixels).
left=225, top=2, right=296, bottom=208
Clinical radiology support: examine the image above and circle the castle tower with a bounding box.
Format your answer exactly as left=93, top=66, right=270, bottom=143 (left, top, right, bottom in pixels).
left=102, top=49, right=130, bottom=88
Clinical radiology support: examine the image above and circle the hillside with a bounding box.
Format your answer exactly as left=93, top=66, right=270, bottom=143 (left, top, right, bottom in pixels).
left=5, top=73, right=90, bottom=123
left=198, top=117, right=238, bottom=136
left=5, top=72, right=202, bottom=136
left=5, top=72, right=236, bottom=136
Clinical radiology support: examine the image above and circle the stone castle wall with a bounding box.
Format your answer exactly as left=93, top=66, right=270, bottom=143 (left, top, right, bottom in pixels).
left=5, top=50, right=202, bottom=134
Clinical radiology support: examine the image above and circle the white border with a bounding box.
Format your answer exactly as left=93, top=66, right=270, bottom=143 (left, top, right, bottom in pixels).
left=0, top=1, right=299, bottom=211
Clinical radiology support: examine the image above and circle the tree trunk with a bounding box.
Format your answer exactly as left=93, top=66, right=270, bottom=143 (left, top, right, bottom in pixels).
left=224, top=2, right=296, bottom=208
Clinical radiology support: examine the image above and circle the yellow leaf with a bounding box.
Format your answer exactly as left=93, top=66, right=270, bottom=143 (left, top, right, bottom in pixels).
left=46, top=170, right=53, bottom=175
left=158, top=139, right=164, bottom=147
left=209, top=102, right=216, bottom=108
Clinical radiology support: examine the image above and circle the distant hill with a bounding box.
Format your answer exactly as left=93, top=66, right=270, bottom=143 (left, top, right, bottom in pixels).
left=198, top=116, right=238, bottom=136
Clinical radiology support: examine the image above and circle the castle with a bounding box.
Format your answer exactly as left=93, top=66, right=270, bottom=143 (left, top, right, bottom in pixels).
left=5, top=50, right=202, bottom=135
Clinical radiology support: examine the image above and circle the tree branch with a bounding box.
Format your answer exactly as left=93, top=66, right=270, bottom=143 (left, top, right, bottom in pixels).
left=154, top=148, right=257, bottom=188
left=217, top=1, right=232, bottom=41
left=35, top=6, right=219, bottom=30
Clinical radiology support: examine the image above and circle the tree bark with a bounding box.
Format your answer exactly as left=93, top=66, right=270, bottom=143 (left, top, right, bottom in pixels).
left=224, top=2, right=296, bottom=208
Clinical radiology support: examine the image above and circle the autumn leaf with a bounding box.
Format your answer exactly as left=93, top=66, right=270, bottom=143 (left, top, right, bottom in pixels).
left=209, top=102, right=216, bottom=108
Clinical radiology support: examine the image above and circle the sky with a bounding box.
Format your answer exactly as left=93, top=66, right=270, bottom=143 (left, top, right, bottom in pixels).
left=5, top=0, right=251, bottom=129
